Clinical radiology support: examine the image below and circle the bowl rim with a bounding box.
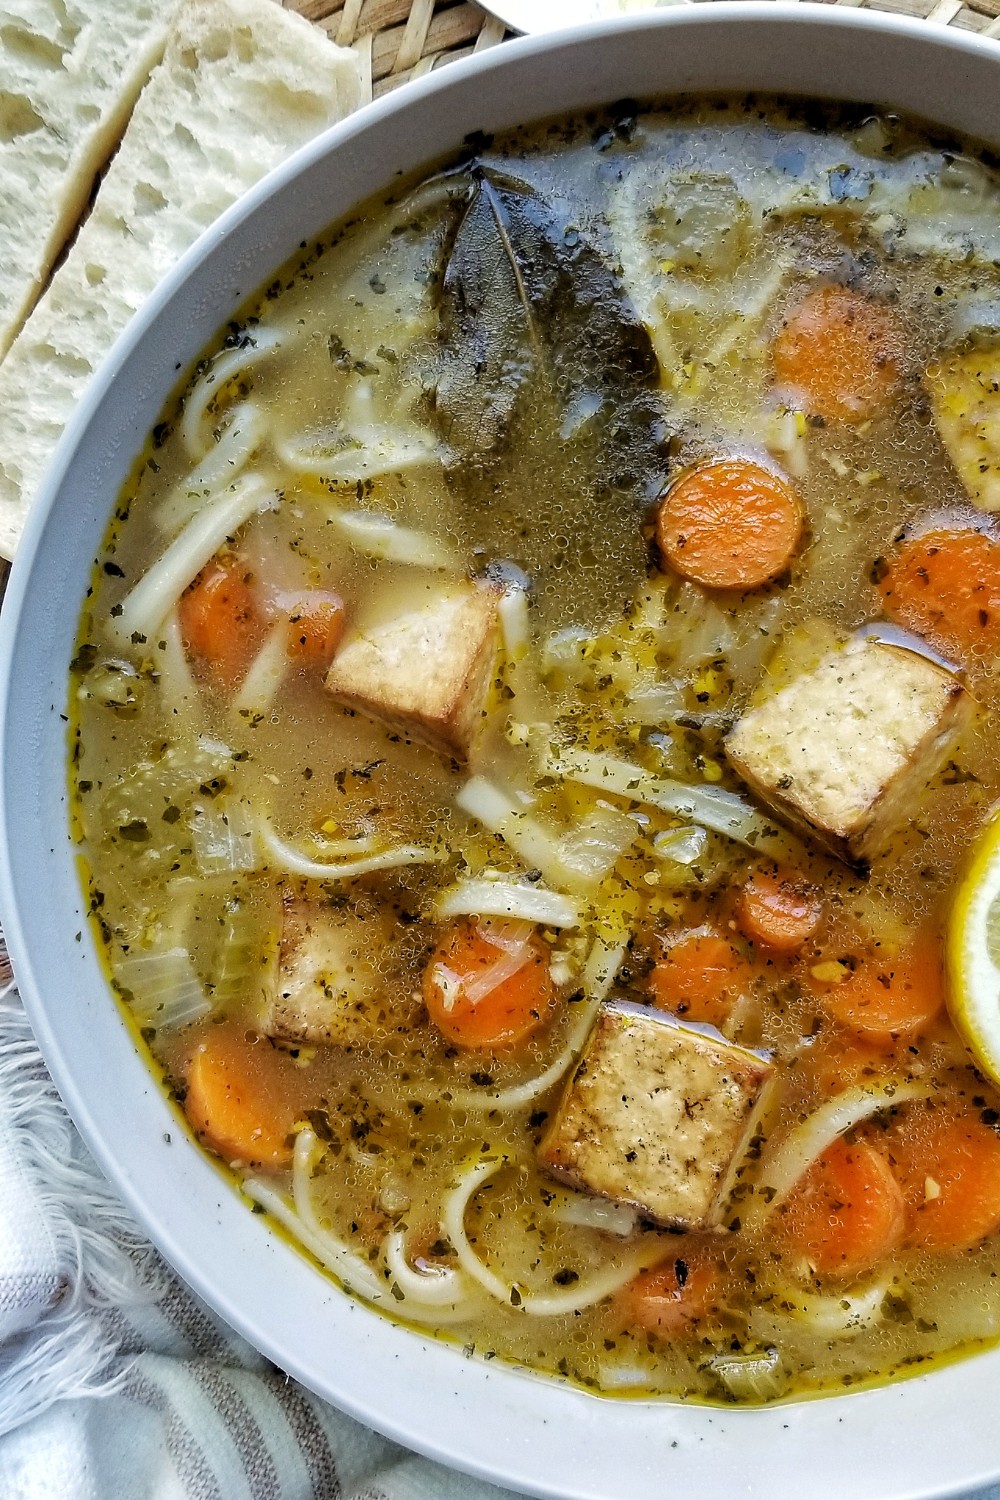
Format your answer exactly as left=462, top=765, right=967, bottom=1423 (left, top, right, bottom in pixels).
left=5, top=6, right=1000, bottom=1498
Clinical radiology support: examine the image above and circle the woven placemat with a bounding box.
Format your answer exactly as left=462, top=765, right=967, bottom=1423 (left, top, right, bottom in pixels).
left=288, top=0, right=1000, bottom=99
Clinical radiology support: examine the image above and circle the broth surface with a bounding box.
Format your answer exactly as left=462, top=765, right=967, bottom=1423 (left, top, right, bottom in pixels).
left=71, top=96, right=1000, bottom=1403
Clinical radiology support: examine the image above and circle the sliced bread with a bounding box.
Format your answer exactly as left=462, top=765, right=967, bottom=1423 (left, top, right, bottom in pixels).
left=0, top=0, right=365, bottom=558
left=0, top=0, right=177, bottom=361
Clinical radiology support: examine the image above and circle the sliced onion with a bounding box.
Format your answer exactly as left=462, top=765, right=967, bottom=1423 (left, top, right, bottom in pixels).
left=767, top=1275, right=891, bottom=1338
left=752, top=1082, right=932, bottom=1218
left=230, top=622, right=288, bottom=718
left=457, top=776, right=633, bottom=895
left=432, top=878, right=579, bottom=929
left=580, top=932, right=629, bottom=1004
left=461, top=942, right=534, bottom=1007
left=112, top=946, right=212, bottom=1030
left=551, top=1194, right=638, bottom=1238
left=544, top=747, right=783, bottom=850
left=191, top=800, right=257, bottom=877
left=707, top=1346, right=786, bottom=1402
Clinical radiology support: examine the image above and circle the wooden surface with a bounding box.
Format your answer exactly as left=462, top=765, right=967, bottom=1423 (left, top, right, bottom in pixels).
left=285, top=0, right=1000, bottom=99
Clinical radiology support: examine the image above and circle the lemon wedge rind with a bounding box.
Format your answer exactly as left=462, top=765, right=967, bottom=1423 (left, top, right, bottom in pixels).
left=948, top=809, right=1000, bottom=1087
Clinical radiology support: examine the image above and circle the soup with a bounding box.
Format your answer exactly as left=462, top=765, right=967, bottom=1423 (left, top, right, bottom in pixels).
left=70, top=95, right=1000, bottom=1404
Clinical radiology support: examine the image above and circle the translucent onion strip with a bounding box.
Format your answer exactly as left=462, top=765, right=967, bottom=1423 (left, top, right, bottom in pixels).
left=751, top=1082, right=932, bottom=1218
left=257, top=817, right=441, bottom=882
left=113, top=476, right=274, bottom=643
left=156, top=402, right=265, bottom=534
left=181, top=329, right=282, bottom=461
left=461, top=936, right=534, bottom=1006
left=767, top=1275, right=892, bottom=1338
left=156, top=610, right=203, bottom=722
left=230, top=622, right=288, bottom=719
left=432, top=878, right=580, bottom=929
left=327, top=509, right=460, bottom=569
left=112, top=946, right=212, bottom=1030
left=551, top=1195, right=638, bottom=1238
left=580, top=933, right=629, bottom=1004
left=544, top=747, right=780, bottom=850
left=191, top=800, right=257, bottom=877
left=441, top=1159, right=665, bottom=1316
left=457, top=777, right=632, bottom=895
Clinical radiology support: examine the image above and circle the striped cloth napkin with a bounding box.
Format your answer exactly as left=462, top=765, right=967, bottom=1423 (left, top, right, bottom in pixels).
left=0, top=979, right=509, bottom=1500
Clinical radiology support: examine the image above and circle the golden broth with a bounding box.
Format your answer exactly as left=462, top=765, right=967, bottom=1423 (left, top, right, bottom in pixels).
left=71, top=96, right=1000, bottom=1403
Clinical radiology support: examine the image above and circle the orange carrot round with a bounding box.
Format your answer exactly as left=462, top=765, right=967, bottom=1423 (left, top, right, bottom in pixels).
left=286, top=590, right=346, bottom=668
left=650, top=930, right=753, bottom=1031
left=184, top=1026, right=300, bottom=1170
left=736, top=868, right=822, bottom=954
left=877, top=527, right=1000, bottom=664
left=179, top=557, right=264, bottom=690
left=888, top=1105, right=1000, bottom=1251
left=808, top=929, right=944, bottom=1046
left=779, top=1138, right=906, bottom=1279
left=619, top=1250, right=719, bottom=1336
left=772, top=283, right=902, bottom=423
left=422, top=919, right=554, bottom=1050
left=655, top=459, right=803, bottom=591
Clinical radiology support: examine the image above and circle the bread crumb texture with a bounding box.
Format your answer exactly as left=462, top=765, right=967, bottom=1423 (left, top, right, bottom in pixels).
left=0, top=0, right=365, bottom=558
left=0, top=0, right=175, bottom=364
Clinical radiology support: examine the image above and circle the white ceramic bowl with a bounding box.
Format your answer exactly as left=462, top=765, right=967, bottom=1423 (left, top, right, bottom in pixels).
left=4, top=7, right=1000, bottom=1496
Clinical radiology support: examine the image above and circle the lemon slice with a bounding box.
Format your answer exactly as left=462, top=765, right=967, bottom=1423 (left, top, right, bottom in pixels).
left=948, top=809, right=1000, bottom=1084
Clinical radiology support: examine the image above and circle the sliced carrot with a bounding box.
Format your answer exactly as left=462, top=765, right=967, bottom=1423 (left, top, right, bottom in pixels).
left=179, top=557, right=264, bottom=690
left=655, top=458, right=803, bottom=591
left=619, top=1249, right=719, bottom=1336
left=772, top=283, right=902, bottom=423
left=807, top=928, right=944, bottom=1047
left=887, top=1105, right=1000, bottom=1251
left=736, top=867, right=822, bottom=954
left=184, top=1025, right=301, bottom=1169
left=649, top=930, right=754, bottom=1031
left=285, top=590, right=346, bottom=668
left=778, top=1138, right=906, bottom=1279
left=877, top=527, right=1000, bottom=663
left=422, top=919, right=555, bottom=1050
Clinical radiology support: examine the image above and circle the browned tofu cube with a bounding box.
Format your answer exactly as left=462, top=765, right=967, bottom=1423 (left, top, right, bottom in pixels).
left=325, top=582, right=498, bottom=761
left=538, top=1002, right=772, bottom=1231
left=725, top=635, right=966, bottom=865
left=260, top=895, right=393, bottom=1047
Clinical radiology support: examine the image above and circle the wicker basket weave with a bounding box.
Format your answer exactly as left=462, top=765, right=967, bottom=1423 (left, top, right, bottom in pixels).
left=287, top=0, right=1000, bottom=99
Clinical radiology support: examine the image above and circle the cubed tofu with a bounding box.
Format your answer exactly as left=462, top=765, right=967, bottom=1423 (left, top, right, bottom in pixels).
left=725, top=635, right=966, bottom=865
left=260, top=895, right=393, bottom=1047
left=926, top=347, right=1000, bottom=513
left=538, top=1003, right=772, bottom=1232
left=325, top=582, right=498, bottom=762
